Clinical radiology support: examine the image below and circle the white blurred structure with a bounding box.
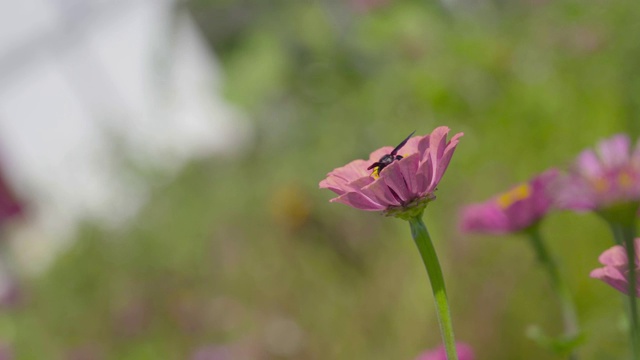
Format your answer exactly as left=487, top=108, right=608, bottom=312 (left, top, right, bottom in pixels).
left=0, top=0, right=248, bottom=273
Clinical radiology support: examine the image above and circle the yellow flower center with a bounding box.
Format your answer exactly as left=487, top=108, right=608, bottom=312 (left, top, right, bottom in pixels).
left=617, top=171, right=634, bottom=190
left=592, top=178, right=609, bottom=194
left=496, top=184, right=531, bottom=209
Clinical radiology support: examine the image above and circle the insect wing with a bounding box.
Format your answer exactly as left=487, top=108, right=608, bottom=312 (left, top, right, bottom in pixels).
left=390, top=130, right=416, bottom=156
left=367, top=162, right=381, bottom=170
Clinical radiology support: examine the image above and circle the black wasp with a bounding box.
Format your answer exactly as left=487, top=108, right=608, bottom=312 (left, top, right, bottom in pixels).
left=367, top=131, right=415, bottom=175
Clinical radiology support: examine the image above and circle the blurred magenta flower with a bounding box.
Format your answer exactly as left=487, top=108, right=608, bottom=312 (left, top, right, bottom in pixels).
left=319, top=126, right=463, bottom=217
left=590, top=238, right=640, bottom=296
left=459, top=170, right=558, bottom=234
left=0, top=168, right=22, bottom=226
left=414, top=343, right=474, bottom=360
left=0, top=277, right=23, bottom=310
left=0, top=343, right=12, bottom=360
left=554, top=134, right=640, bottom=212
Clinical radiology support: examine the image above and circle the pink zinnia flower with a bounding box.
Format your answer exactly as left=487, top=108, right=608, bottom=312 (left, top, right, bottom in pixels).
left=459, top=170, right=558, bottom=234
left=590, top=238, right=640, bottom=297
left=414, top=343, right=475, bottom=360
left=319, top=126, right=463, bottom=217
left=555, top=134, right=640, bottom=212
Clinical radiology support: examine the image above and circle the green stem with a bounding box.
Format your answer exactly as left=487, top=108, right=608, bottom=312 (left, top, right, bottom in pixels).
left=527, top=226, right=580, bottom=359
left=609, top=222, right=640, bottom=360
left=409, top=215, right=457, bottom=360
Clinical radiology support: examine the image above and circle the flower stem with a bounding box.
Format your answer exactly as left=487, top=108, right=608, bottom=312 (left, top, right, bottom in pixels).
left=527, top=226, right=580, bottom=359
left=609, top=222, right=640, bottom=360
left=409, top=215, right=457, bottom=360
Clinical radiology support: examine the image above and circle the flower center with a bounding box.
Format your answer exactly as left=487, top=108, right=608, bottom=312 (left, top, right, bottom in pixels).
left=591, top=177, right=609, bottom=194
left=496, top=184, right=531, bottom=209
left=617, top=171, right=634, bottom=190
left=370, top=153, right=407, bottom=180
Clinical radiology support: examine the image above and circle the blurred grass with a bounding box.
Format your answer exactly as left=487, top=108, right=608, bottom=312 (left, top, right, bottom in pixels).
left=8, top=0, right=640, bottom=358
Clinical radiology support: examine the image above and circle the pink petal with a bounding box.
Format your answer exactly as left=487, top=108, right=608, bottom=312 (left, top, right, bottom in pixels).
left=575, top=150, right=602, bottom=178
left=361, top=177, right=401, bottom=207
left=531, top=169, right=558, bottom=213
left=380, top=161, right=413, bottom=203
left=429, top=126, right=451, bottom=160
left=319, top=177, right=349, bottom=196
left=416, top=156, right=435, bottom=195
left=598, top=245, right=628, bottom=266
left=331, top=191, right=386, bottom=211
left=320, top=175, right=374, bottom=196
left=591, top=266, right=631, bottom=295
left=401, top=135, right=424, bottom=156
left=415, top=343, right=475, bottom=360
left=433, top=132, right=463, bottom=187
left=589, top=268, right=606, bottom=280
left=552, top=174, right=597, bottom=211
left=598, top=134, right=630, bottom=168
left=591, top=240, right=640, bottom=296
left=328, top=159, right=370, bottom=183
left=397, top=153, right=420, bottom=194
left=459, top=203, right=509, bottom=234
left=416, top=134, right=432, bottom=164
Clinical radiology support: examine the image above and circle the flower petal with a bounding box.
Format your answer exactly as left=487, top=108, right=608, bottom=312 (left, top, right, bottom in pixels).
left=400, top=135, right=422, bottom=157
left=552, top=174, right=597, bottom=211
left=380, top=161, right=413, bottom=203
left=590, top=266, right=631, bottom=295
left=320, top=174, right=374, bottom=196
left=416, top=156, right=435, bottom=195
left=598, top=244, right=628, bottom=266
left=429, top=126, right=451, bottom=160
left=415, top=343, right=475, bottom=360
left=328, top=159, right=370, bottom=182
left=575, top=150, right=602, bottom=178
left=319, top=177, right=349, bottom=196
left=598, top=134, right=630, bottom=168
left=459, top=203, right=508, bottom=234
left=433, top=131, right=463, bottom=187
left=416, top=134, right=431, bottom=164
left=397, top=153, right=420, bottom=194
left=331, top=191, right=386, bottom=211
left=361, top=176, right=401, bottom=207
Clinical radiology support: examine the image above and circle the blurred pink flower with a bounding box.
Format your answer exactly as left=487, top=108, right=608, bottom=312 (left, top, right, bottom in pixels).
left=320, top=126, right=463, bottom=217
left=415, top=343, right=474, bottom=360
left=554, top=134, right=640, bottom=212
left=0, top=166, right=22, bottom=226
left=459, top=170, right=558, bottom=234
left=0, top=277, right=23, bottom=310
left=0, top=343, right=12, bottom=360
left=590, top=238, right=640, bottom=296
